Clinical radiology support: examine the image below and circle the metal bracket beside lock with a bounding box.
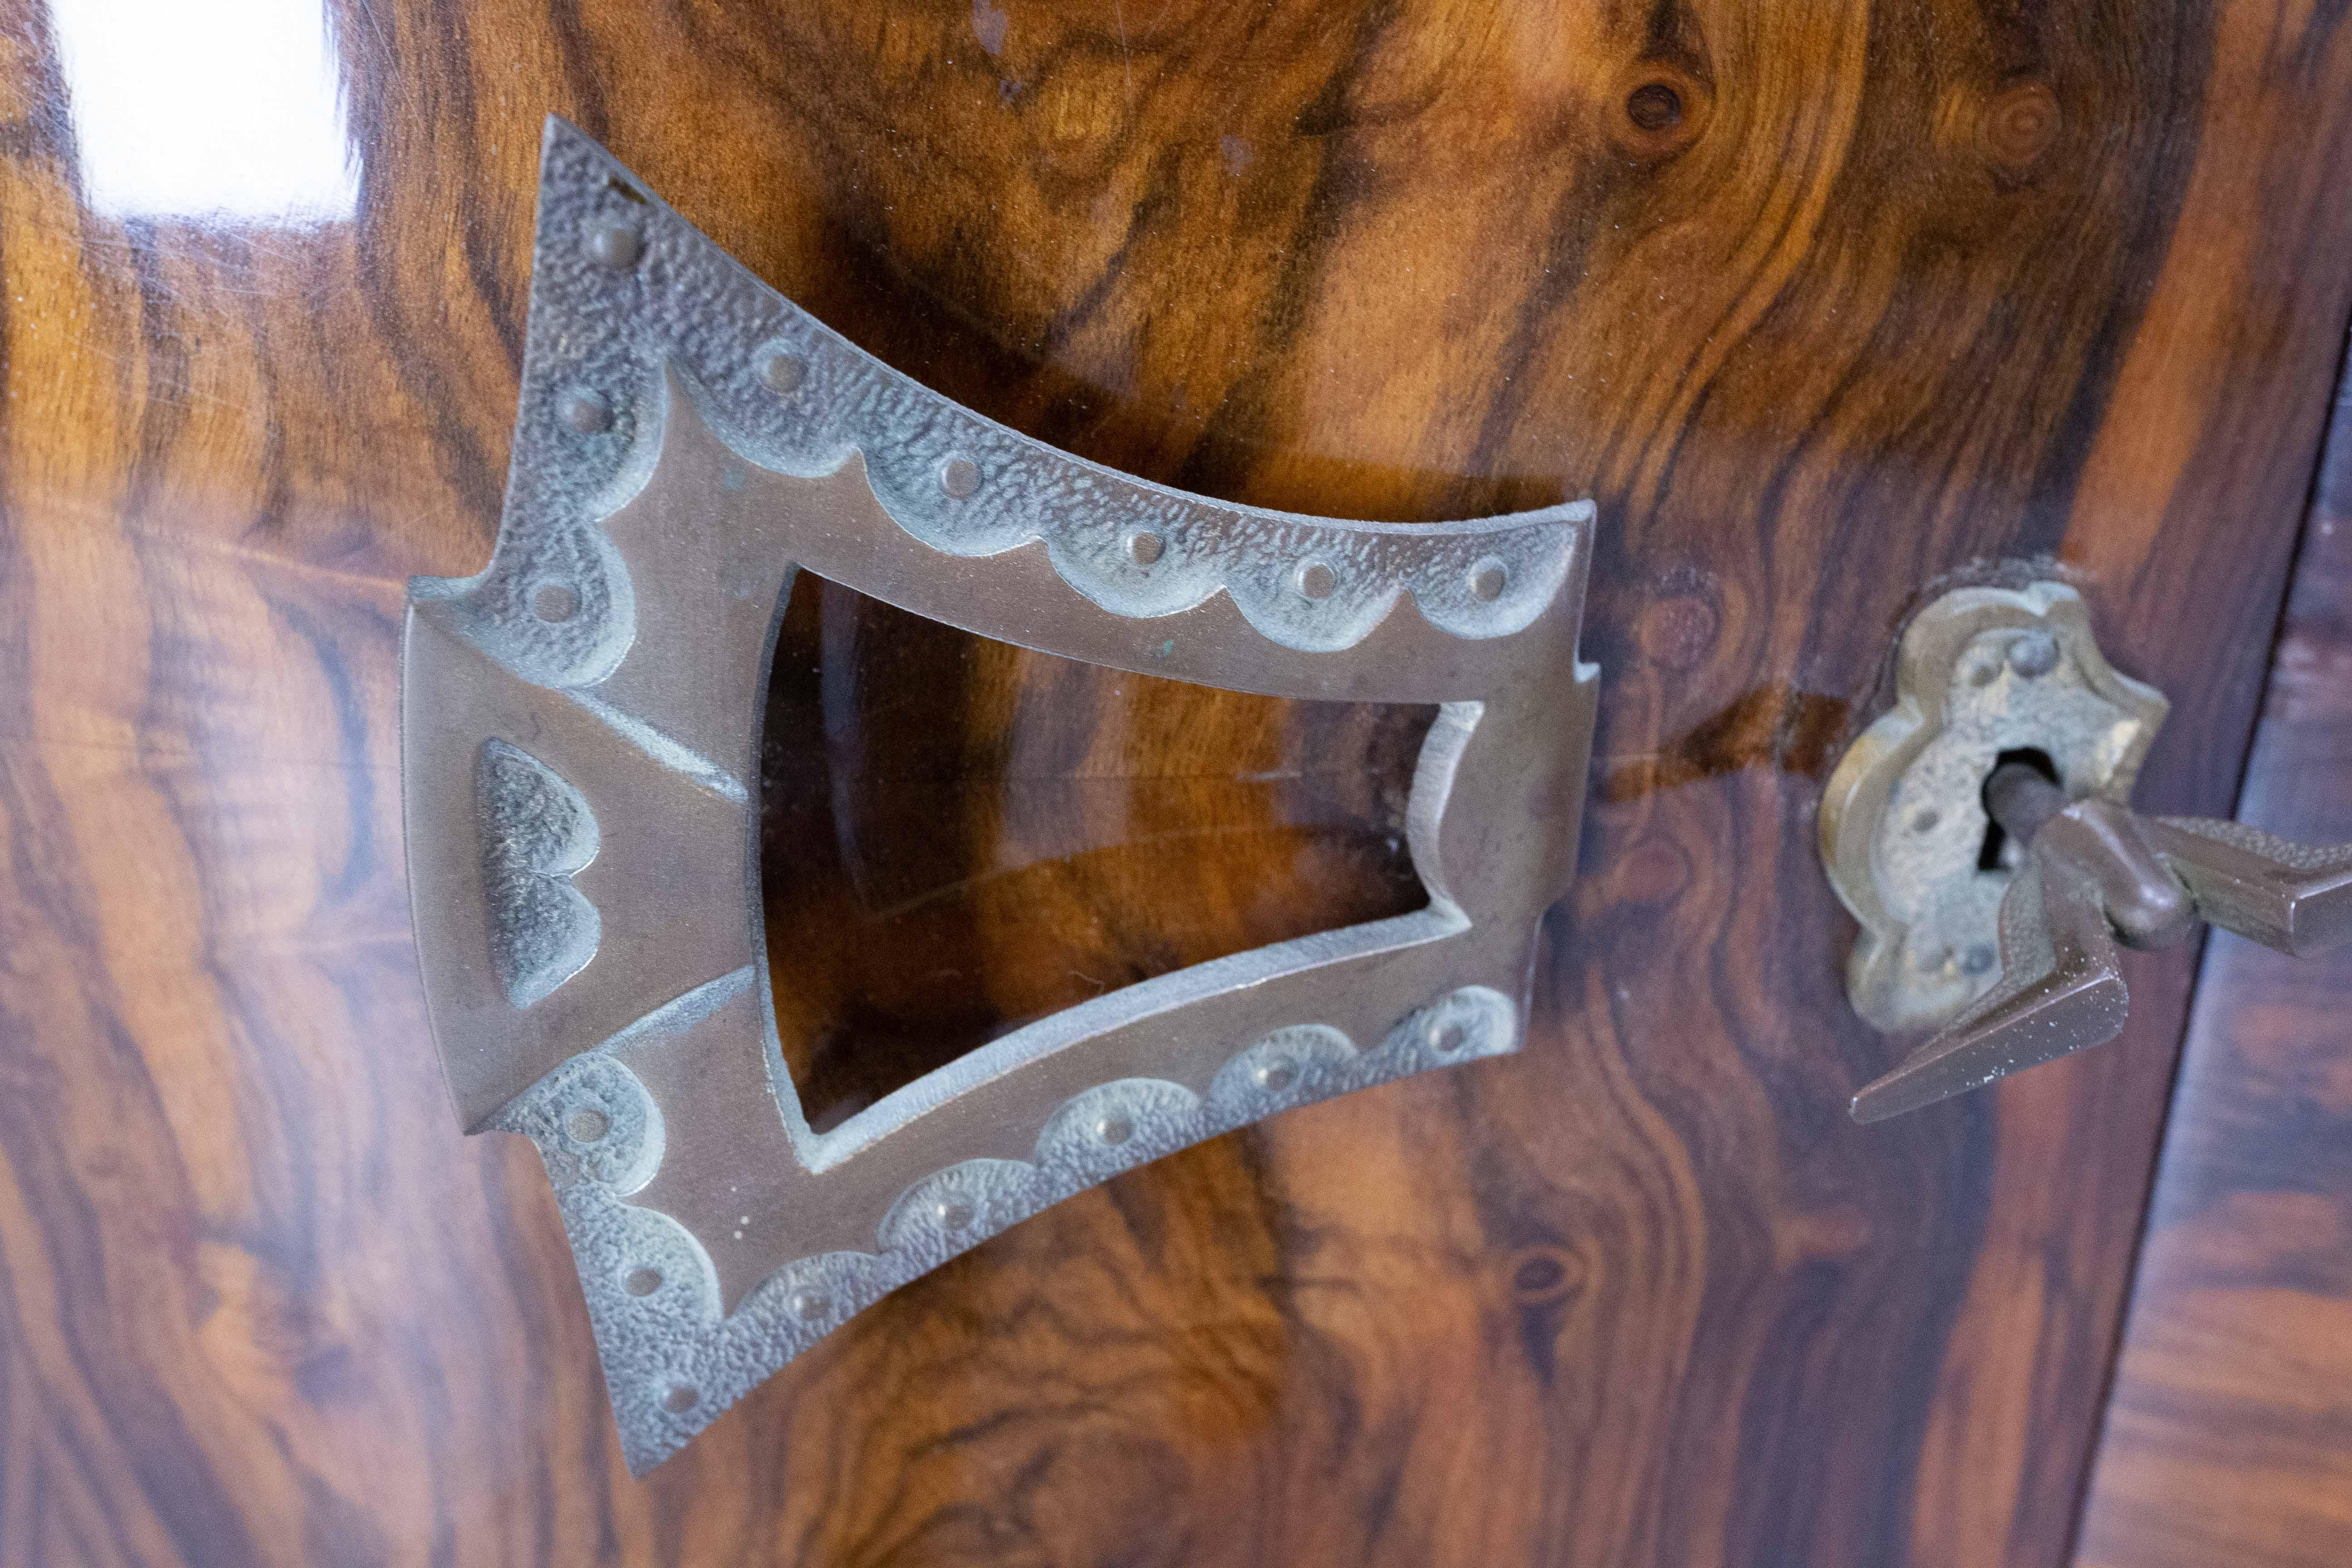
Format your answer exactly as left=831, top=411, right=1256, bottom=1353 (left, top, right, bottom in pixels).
left=1819, top=581, right=2169, bottom=1034
left=401, top=121, right=1598, bottom=1470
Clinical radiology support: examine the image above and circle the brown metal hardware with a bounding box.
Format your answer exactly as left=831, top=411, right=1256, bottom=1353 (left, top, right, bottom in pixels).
left=401, top=120, right=1599, bottom=1470
left=1850, top=762, right=2352, bottom=1122
left=1816, top=582, right=2171, bottom=1035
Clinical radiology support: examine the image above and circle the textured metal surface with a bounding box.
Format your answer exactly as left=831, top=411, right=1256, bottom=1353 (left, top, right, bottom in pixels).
left=400, top=120, right=1599, bottom=1471
left=1850, top=768, right=2180, bottom=1122
left=2146, top=817, right=2352, bottom=956
left=2037, top=796, right=2198, bottom=951
left=1850, top=748, right=2352, bottom=1122
left=1818, top=580, right=2169, bottom=1032
left=1849, top=838, right=2132, bottom=1123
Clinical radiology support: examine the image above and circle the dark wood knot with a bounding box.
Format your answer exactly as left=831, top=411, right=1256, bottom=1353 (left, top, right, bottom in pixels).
left=1980, top=81, right=2060, bottom=176
left=1611, top=837, right=1693, bottom=906
left=1609, top=65, right=1710, bottom=159
left=1507, top=1244, right=1585, bottom=1306
left=1638, top=593, right=1721, bottom=672
left=1627, top=83, right=1682, bottom=133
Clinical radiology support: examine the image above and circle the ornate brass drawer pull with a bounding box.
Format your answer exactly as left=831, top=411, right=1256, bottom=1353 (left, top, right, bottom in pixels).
left=401, top=120, right=1598, bottom=1470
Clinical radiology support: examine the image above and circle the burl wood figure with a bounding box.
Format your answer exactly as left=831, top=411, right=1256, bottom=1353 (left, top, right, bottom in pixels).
left=2, top=0, right=2351, bottom=1565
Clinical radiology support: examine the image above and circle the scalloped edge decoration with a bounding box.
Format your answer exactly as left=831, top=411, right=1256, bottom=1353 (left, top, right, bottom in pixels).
left=411, top=120, right=1587, bottom=696
left=495, top=988, right=1519, bottom=1473
left=400, top=119, right=1601, bottom=1471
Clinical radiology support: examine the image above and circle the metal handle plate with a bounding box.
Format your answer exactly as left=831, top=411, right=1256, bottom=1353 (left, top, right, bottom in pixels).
left=402, top=120, right=1599, bottom=1470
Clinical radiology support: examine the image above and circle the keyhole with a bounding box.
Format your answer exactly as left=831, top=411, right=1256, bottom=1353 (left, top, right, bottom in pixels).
left=1979, top=748, right=2060, bottom=870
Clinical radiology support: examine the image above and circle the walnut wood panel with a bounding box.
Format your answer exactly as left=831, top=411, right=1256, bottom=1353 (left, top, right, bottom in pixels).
left=1, top=2, right=2350, bottom=1566
left=757, top=574, right=1434, bottom=1132
left=2071, top=356, right=2352, bottom=1568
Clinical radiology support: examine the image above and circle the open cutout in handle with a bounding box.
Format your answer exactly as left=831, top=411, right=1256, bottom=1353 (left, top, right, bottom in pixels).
left=400, top=119, right=1600, bottom=1470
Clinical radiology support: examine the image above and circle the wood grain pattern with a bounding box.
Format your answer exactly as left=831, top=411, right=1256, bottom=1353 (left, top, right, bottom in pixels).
left=757, top=573, right=1433, bottom=1129
left=2072, top=354, right=2352, bottom=1568
left=0, top=1, right=2349, bottom=1564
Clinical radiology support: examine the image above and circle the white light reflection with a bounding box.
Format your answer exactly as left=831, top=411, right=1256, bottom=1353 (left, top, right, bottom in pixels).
left=49, top=0, right=359, bottom=222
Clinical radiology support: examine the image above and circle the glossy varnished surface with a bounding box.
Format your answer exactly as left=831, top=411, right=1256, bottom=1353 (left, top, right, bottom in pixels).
left=2073, top=363, right=2352, bottom=1568
left=2, top=1, right=2351, bottom=1564
left=759, top=573, right=1433, bottom=1130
